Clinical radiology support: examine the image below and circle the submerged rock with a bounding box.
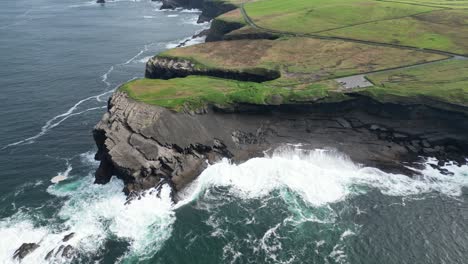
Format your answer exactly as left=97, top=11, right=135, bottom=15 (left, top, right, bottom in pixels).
left=62, top=232, right=75, bottom=242
left=61, top=245, right=75, bottom=259
left=13, top=243, right=39, bottom=260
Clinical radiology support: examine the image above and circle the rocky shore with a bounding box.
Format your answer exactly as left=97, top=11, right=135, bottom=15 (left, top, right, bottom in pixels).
left=93, top=0, right=468, bottom=197
left=94, top=91, right=468, bottom=197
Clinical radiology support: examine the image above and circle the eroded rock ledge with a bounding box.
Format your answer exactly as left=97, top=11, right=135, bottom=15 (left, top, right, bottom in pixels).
left=145, top=57, right=280, bottom=82
left=94, top=92, right=468, bottom=197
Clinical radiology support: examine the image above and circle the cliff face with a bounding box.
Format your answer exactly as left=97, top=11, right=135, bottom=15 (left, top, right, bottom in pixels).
left=94, top=92, right=468, bottom=196
left=145, top=57, right=280, bottom=82
left=160, top=0, right=236, bottom=23
left=94, top=0, right=468, bottom=197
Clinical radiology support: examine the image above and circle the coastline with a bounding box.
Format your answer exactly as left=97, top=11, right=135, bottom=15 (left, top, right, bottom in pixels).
left=94, top=0, right=468, bottom=197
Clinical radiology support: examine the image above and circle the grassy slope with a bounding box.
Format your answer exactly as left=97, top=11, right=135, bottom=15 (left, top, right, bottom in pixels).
left=121, top=0, right=468, bottom=111
left=122, top=58, right=468, bottom=110
left=160, top=38, right=447, bottom=85
left=244, top=0, right=468, bottom=54
left=120, top=76, right=343, bottom=111
left=364, top=59, right=468, bottom=106
left=244, top=0, right=437, bottom=33
left=380, top=0, right=468, bottom=9
left=320, top=10, right=468, bottom=55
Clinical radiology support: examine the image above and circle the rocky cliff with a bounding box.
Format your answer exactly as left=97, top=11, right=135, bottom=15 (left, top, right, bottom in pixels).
left=145, top=57, right=280, bottom=82
left=94, top=0, right=468, bottom=198
left=94, top=91, right=468, bottom=197
left=159, top=0, right=236, bottom=23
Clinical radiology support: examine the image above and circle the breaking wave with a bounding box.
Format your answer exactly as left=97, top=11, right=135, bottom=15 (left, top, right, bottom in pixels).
left=1, top=148, right=466, bottom=263
left=179, top=148, right=468, bottom=208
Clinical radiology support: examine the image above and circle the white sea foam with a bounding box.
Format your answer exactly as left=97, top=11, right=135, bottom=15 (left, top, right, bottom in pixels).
left=167, top=14, right=179, bottom=17
left=51, top=162, right=73, bottom=183
left=179, top=148, right=468, bottom=208
left=2, top=104, right=106, bottom=149
left=79, top=151, right=99, bottom=166
left=68, top=1, right=96, bottom=8
left=180, top=9, right=201, bottom=13
left=101, top=65, right=114, bottom=87
left=2, top=148, right=467, bottom=262
left=0, top=176, right=175, bottom=263
left=182, top=16, right=209, bottom=26
left=165, top=36, right=206, bottom=49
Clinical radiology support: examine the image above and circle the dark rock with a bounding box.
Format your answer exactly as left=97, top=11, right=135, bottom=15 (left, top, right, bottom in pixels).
left=45, top=249, right=54, bottom=260
left=145, top=57, right=280, bottom=82
left=13, top=243, right=39, bottom=260
left=93, top=92, right=468, bottom=197
left=336, top=118, right=352, bottom=128
left=422, top=140, right=431, bottom=148
left=54, top=245, right=64, bottom=257
left=62, top=232, right=75, bottom=242
left=96, top=0, right=105, bottom=3
left=62, top=245, right=75, bottom=259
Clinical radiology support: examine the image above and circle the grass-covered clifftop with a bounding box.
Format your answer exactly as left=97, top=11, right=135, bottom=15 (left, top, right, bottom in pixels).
left=122, top=0, right=468, bottom=112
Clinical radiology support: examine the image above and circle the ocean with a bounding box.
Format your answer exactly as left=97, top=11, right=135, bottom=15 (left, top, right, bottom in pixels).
left=0, top=0, right=467, bottom=263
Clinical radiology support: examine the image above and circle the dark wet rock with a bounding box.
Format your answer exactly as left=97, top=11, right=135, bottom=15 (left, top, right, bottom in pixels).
left=422, top=140, right=431, bottom=148
left=62, top=245, right=75, bottom=259
left=205, top=17, right=244, bottom=42
left=45, top=249, right=54, bottom=260
left=96, top=0, right=105, bottom=3
left=62, top=232, right=75, bottom=242
left=13, top=243, right=39, bottom=260
left=94, top=92, right=468, bottom=196
left=393, top=133, right=408, bottom=139
left=54, top=245, right=64, bottom=257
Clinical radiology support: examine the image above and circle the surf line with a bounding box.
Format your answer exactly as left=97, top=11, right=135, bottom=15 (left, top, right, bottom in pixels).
left=2, top=47, right=153, bottom=149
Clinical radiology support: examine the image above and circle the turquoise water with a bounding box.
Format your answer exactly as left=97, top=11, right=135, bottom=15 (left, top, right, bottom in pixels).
left=1, top=1, right=468, bottom=263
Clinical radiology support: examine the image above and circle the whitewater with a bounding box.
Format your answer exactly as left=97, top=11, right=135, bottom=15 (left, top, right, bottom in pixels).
left=1, top=147, right=467, bottom=263
left=1, top=0, right=468, bottom=263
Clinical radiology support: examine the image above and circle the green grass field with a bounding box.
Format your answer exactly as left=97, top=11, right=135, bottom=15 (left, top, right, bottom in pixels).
left=122, top=59, right=468, bottom=110
left=243, top=0, right=468, bottom=54
left=320, top=10, right=468, bottom=54
left=364, top=59, right=468, bottom=106
left=119, top=76, right=344, bottom=110
left=122, top=0, right=468, bottom=111
left=380, top=0, right=468, bottom=9
left=244, top=0, right=437, bottom=33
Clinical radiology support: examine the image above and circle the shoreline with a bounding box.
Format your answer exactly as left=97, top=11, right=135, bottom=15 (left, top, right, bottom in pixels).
left=93, top=0, right=468, bottom=197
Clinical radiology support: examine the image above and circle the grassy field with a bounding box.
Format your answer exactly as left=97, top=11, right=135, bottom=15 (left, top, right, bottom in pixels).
left=243, top=0, right=468, bottom=54
left=380, top=0, right=468, bottom=9
left=320, top=10, right=468, bottom=54
left=119, top=76, right=344, bottom=111
left=121, top=0, right=468, bottom=111
left=160, top=38, right=447, bottom=85
left=364, top=59, right=468, bottom=106
left=244, top=0, right=437, bottom=33
left=123, top=59, right=468, bottom=110
left=215, top=8, right=245, bottom=24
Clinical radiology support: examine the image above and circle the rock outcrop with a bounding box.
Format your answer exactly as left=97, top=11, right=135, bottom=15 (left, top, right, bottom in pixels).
left=160, top=0, right=236, bottom=23
left=13, top=243, right=39, bottom=260
left=94, top=92, right=468, bottom=197
left=145, top=56, right=280, bottom=82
